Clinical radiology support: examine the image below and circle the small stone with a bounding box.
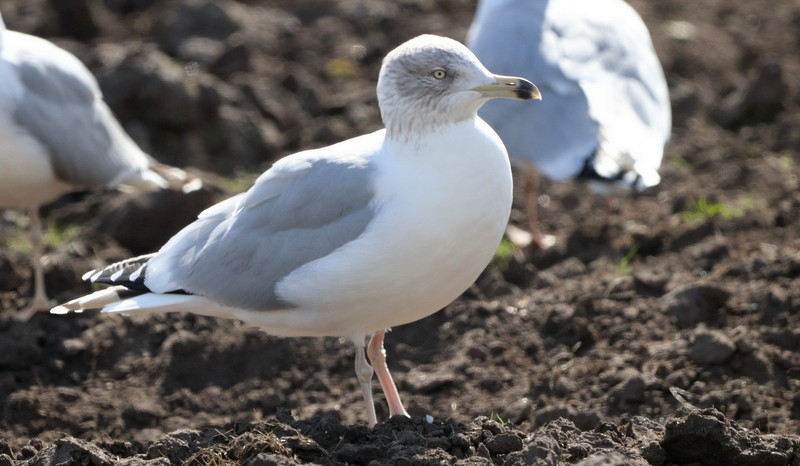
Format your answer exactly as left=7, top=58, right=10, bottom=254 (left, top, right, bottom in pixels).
left=670, top=220, right=715, bottom=251
left=633, top=269, right=669, bottom=294
left=548, top=257, right=586, bottom=279
left=210, top=40, right=252, bottom=78
left=714, top=61, right=785, bottom=129
left=449, top=433, right=471, bottom=449
left=736, top=350, right=774, bottom=383
left=669, top=79, right=701, bottom=128
left=484, top=433, right=523, bottom=455
left=503, top=435, right=561, bottom=466
left=335, top=444, right=359, bottom=464
left=0, top=339, right=42, bottom=370
left=46, top=0, right=100, bottom=40
left=394, top=430, right=418, bottom=446
left=175, top=37, right=224, bottom=64
left=506, top=397, right=532, bottom=424
left=157, top=0, right=242, bottom=54
left=533, top=406, right=571, bottom=428
left=615, top=373, right=647, bottom=403
left=424, top=436, right=451, bottom=450
left=553, top=376, right=577, bottom=397
left=572, top=411, right=601, bottom=431
left=662, top=283, right=731, bottom=328
left=61, top=338, right=87, bottom=357
left=543, top=304, right=575, bottom=334
left=690, top=328, right=736, bottom=365
left=476, top=443, right=491, bottom=459
left=757, top=285, right=792, bottom=322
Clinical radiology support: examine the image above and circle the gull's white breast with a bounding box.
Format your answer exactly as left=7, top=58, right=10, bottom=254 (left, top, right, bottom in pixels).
left=0, top=57, right=70, bottom=208
left=234, top=118, right=513, bottom=337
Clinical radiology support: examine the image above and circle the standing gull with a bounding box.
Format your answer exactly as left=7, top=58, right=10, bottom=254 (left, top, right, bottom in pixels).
left=468, top=0, right=671, bottom=248
left=53, top=34, right=540, bottom=426
left=0, top=13, right=199, bottom=320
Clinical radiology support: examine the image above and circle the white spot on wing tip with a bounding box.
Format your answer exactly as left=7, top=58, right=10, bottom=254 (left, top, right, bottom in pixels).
left=50, top=305, right=69, bottom=314
left=110, top=269, right=125, bottom=282
left=90, top=270, right=103, bottom=282
left=129, top=266, right=144, bottom=282
left=81, top=269, right=97, bottom=281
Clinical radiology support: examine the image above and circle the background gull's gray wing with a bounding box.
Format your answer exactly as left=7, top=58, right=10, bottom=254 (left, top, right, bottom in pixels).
left=469, top=0, right=598, bottom=181
left=468, top=0, right=670, bottom=188
left=10, top=31, right=153, bottom=188
left=143, top=132, right=384, bottom=311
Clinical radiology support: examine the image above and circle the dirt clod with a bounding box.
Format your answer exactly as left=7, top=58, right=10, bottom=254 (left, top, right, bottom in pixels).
left=690, top=328, right=737, bottom=365
left=2, top=0, right=800, bottom=463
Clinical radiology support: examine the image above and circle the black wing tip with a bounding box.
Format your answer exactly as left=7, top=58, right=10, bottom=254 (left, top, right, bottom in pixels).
left=83, top=253, right=157, bottom=292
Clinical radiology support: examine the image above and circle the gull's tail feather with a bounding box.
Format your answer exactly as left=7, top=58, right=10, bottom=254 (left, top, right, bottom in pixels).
left=100, top=293, right=209, bottom=314
left=52, top=254, right=162, bottom=314
left=53, top=254, right=234, bottom=318
left=578, top=137, right=662, bottom=195
left=51, top=289, right=206, bottom=315
left=50, top=286, right=143, bottom=314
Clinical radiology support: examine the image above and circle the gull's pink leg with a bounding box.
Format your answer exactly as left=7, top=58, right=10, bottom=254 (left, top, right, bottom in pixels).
left=353, top=337, right=378, bottom=427
left=367, top=330, right=409, bottom=418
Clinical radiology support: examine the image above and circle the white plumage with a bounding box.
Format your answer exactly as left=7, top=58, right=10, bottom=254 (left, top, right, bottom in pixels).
left=53, top=35, right=540, bottom=426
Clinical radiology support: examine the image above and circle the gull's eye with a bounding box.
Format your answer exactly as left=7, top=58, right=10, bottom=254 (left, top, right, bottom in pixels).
left=432, top=69, right=447, bottom=80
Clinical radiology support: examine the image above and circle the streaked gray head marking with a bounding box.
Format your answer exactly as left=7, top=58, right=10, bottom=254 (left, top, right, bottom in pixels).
left=377, top=35, right=539, bottom=139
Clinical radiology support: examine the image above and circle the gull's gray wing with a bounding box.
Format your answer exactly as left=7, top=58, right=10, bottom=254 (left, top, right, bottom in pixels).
left=9, top=31, right=151, bottom=187
left=143, top=131, right=384, bottom=311
left=468, top=0, right=670, bottom=188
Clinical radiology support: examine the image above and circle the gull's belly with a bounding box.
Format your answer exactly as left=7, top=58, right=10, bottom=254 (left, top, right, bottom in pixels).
left=261, top=191, right=510, bottom=337
left=0, top=116, right=71, bottom=208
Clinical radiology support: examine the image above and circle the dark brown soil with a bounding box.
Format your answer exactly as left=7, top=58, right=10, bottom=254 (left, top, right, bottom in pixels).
left=1, top=0, right=800, bottom=464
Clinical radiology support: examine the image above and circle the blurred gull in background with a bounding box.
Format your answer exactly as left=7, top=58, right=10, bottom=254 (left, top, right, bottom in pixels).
left=0, top=13, right=200, bottom=320
left=53, top=34, right=540, bottom=426
left=468, top=0, right=671, bottom=248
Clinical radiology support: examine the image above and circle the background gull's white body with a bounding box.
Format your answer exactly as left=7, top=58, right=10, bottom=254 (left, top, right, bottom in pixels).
left=0, top=30, right=77, bottom=208
left=0, top=110, right=71, bottom=208
left=467, top=0, right=670, bottom=248
left=0, top=25, right=162, bottom=206
left=468, top=0, right=670, bottom=187
left=0, top=14, right=198, bottom=318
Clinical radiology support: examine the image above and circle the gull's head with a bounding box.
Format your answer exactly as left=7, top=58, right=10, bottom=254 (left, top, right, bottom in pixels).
left=377, top=34, right=540, bottom=139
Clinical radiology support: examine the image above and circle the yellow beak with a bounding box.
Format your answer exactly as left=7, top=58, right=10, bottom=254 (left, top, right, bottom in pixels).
left=473, top=74, right=542, bottom=100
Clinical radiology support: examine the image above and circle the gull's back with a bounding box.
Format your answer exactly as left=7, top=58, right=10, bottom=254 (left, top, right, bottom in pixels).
left=468, top=0, right=670, bottom=191
left=0, top=14, right=164, bottom=208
